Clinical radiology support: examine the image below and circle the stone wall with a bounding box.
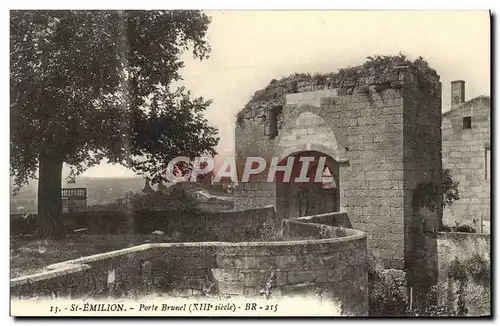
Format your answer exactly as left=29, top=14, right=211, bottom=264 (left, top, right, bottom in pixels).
left=11, top=212, right=368, bottom=316
left=291, top=211, right=352, bottom=229
left=11, top=206, right=276, bottom=242
left=442, top=96, right=491, bottom=232
left=402, top=80, right=442, bottom=292
left=11, top=245, right=152, bottom=300
left=234, top=63, right=442, bottom=269
left=436, top=232, right=491, bottom=316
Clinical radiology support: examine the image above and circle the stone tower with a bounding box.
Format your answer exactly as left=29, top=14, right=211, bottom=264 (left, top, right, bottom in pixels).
left=234, top=57, right=442, bottom=276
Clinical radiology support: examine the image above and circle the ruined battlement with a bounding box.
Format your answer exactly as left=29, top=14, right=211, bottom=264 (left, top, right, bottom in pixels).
left=236, top=55, right=441, bottom=127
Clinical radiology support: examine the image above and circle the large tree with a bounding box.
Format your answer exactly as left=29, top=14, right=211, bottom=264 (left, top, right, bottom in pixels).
left=10, top=10, right=219, bottom=239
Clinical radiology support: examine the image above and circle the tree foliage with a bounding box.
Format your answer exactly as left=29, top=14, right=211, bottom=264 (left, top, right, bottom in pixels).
left=10, top=10, right=219, bottom=238
left=441, top=169, right=460, bottom=208
left=11, top=10, right=219, bottom=187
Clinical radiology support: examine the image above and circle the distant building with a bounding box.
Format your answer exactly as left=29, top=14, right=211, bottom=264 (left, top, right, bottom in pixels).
left=62, top=188, right=87, bottom=213
left=442, top=80, right=491, bottom=233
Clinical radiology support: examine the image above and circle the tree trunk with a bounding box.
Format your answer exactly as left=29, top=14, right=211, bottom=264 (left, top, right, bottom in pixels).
left=37, top=153, right=65, bottom=240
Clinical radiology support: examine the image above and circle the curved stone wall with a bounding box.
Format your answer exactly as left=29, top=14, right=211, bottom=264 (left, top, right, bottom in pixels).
left=11, top=212, right=368, bottom=316
left=209, top=220, right=367, bottom=315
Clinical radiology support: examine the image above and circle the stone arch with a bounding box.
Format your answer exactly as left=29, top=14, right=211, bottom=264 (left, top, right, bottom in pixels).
left=275, top=150, right=340, bottom=220
left=275, top=105, right=348, bottom=163
left=279, top=143, right=343, bottom=165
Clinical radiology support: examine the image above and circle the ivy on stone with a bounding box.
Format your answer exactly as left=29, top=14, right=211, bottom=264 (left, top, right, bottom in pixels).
left=412, top=169, right=460, bottom=212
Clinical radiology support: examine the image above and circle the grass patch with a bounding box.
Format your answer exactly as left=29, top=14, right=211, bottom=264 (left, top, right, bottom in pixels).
left=10, top=234, right=177, bottom=278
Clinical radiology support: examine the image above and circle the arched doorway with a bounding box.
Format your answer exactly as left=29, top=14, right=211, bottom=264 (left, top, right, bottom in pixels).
left=275, top=150, right=340, bottom=220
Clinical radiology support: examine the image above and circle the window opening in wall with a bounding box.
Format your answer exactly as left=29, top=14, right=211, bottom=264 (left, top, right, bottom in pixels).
left=463, top=116, right=472, bottom=129
left=265, top=106, right=283, bottom=140
left=486, top=149, right=491, bottom=180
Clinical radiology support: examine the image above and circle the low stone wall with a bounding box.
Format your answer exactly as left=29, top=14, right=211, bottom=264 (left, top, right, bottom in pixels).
left=292, top=211, right=352, bottom=228
left=11, top=212, right=368, bottom=316
left=437, top=232, right=491, bottom=316
left=11, top=245, right=152, bottom=300
left=11, top=206, right=276, bottom=242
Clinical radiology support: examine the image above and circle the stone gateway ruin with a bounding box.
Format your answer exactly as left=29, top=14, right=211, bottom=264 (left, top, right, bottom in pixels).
left=234, top=57, right=443, bottom=299
left=10, top=56, right=490, bottom=317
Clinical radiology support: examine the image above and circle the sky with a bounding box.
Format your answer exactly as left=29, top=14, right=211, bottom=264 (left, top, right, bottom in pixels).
left=80, top=10, right=491, bottom=178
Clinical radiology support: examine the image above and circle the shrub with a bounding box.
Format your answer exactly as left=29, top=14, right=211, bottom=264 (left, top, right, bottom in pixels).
left=466, top=254, right=490, bottom=287
left=413, top=169, right=460, bottom=214
left=444, top=255, right=491, bottom=316
left=441, top=224, right=452, bottom=232
left=442, top=169, right=460, bottom=207
left=441, top=222, right=476, bottom=233
left=368, top=267, right=408, bottom=316
left=11, top=214, right=37, bottom=235
left=368, top=264, right=458, bottom=316
left=456, top=224, right=476, bottom=233
left=103, top=188, right=202, bottom=215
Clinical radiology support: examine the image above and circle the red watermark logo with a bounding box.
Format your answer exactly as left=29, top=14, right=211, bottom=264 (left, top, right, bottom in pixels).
left=164, top=156, right=334, bottom=186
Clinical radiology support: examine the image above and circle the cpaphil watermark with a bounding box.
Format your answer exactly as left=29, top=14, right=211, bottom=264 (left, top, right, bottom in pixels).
left=163, top=156, right=334, bottom=185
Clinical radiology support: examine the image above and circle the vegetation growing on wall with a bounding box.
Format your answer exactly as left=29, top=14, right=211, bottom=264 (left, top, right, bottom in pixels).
left=368, top=264, right=409, bottom=316
left=441, top=222, right=476, bottom=233
left=412, top=169, right=460, bottom=229
left=259, top=268, right=277, bottom=299
left=369, top=253, right=491, bottom=316
left=411, top=169, right=461, bottom=232
left=465, top=253, right=491, bottom=287
left=88, top=188, right=201, bottom=214
left=235, top=53, right=439, bottom=124
left=447, top=254, right=491, bottom=316
left=132, top=189, right=202, bottom=214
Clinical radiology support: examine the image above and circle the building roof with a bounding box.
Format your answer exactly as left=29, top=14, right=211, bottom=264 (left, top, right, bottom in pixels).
left=443, top=95, right=490, bottom=117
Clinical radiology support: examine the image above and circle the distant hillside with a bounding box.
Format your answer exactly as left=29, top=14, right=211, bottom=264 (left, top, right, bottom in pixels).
left=10, top=176, right=234, bottom=214
left=10, top=176, right=147, bottom=213
left=63, top=176, right=147, bottom=205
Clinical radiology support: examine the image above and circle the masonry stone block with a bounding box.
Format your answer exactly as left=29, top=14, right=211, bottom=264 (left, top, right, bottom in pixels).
left=217, top=281, right=245, bottom=295
left=287, top=271, right=317, bottom=284
left=211, top=269, right=245, bottom=282
left=243, top=287, right=260, bottom=296
left=275, top=255, right=299, bottom=269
